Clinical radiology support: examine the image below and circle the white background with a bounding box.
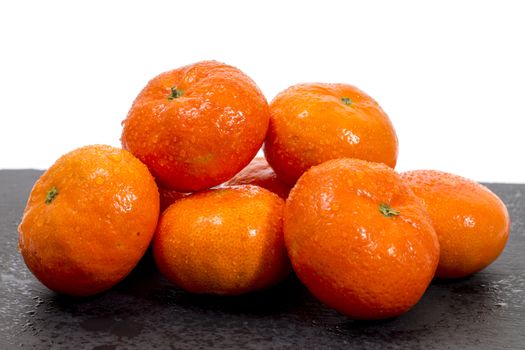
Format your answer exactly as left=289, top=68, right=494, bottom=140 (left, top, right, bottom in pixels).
left=1, top=0, right=524, bottom=183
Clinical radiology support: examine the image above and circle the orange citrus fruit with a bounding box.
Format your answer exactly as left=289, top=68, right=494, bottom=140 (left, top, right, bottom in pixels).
left=284, top=158, right=439, bottom=319
left=18, top=145, right=159, bottom=296
left=153, top=185, right=290, bottom=295
left=224, top=156, right=291, bottom=198
left=401, top=170, right=511, bottom=279
left=121, top=60, right=270, bottom=192
left=264, top=83, right=398, bottom=185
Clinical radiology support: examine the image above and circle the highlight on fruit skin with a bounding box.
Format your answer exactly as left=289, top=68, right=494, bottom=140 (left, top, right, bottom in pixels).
left=223, top=156, right=291, bottom=198
left=264, top=82, right=398, bottom=186
left=401, top=169, right=511, bottom=279
left=121, top=60, right=271, bottom=193
left=153, top=185, right=291, bottom=295
left=18, top=145, right=160, bottom=296
left=284, top=158, right=440, bottom=320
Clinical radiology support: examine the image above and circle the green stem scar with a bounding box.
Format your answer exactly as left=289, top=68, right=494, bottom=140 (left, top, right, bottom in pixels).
left=45, top=186, right=58, bottom=204
left=379, top=203, right=399, bottom=218
left=341, top=97, right=352, bottom=106
left=168, top=87, right=184, bottom=100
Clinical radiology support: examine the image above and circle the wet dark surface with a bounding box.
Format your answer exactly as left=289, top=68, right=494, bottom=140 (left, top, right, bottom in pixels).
left=1, top=170, right=524, bottom=349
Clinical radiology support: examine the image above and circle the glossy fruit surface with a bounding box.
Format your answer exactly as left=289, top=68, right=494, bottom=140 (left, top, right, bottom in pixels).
left=265, top=83, right=398, bottom=185
left=153, top=185, right=290, bottom=295
left=284, top=158, right=439, bottom=319
left=18, top=145, right=159, bottom=296
left=224, top=157, right=291, bottom=198
left=121, top=60, right=270, bottom=192
left=401, top=170, right=510, bottom=279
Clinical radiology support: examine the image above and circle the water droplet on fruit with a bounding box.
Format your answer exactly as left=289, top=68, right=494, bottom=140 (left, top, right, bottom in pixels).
left=109, top=153, right=122, bottom=162
left=356, top=189, right=372, bottom=198
left=463, top=215, right=476, bottom=228
left=387, top=245, right=397, bottom=257
left=341, top=129, right=360, bottom=145
left=357, top=227, right=368, bottom=240
left=298, top=110, right=309, bottom=119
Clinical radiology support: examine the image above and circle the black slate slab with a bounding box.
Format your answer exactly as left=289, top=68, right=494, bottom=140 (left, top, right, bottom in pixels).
left=1, top=170, right=524, bottom=349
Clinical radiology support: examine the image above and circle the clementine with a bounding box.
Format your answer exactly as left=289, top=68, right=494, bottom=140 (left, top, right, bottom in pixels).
left=284, top=158, right=439, bottom=319
left=153, top=185, right=290, bottom=295
left=121, top=60, right=270, bottom=192
left=224, top=156, right=291, bottom=198
left=18, top=145, right=160, bottom=296
left=264, top=83, right=398, bottom=185
left=401, top=170, right=510, bottom=279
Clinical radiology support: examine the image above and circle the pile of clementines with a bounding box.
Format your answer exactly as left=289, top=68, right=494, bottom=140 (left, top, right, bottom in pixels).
left=18, top=60, right=510, bottom=320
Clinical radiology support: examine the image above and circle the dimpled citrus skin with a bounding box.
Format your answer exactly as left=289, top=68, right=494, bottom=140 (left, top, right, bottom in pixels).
left=264, top=83, right=398, bottom=185
left=18, top=145, right=160, bottom=296
left=121, top=60, right=270, bottom=192
left=401, top=170, right=510, bottom=279
left=224, top=157, right=291, bottom=198
left=153, top=185, right=291, bottom=295
left=284, top=158, right=439, bottom=319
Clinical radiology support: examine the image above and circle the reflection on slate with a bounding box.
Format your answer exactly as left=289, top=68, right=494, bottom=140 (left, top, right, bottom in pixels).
left=1, top=170, right=524, bottom=349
